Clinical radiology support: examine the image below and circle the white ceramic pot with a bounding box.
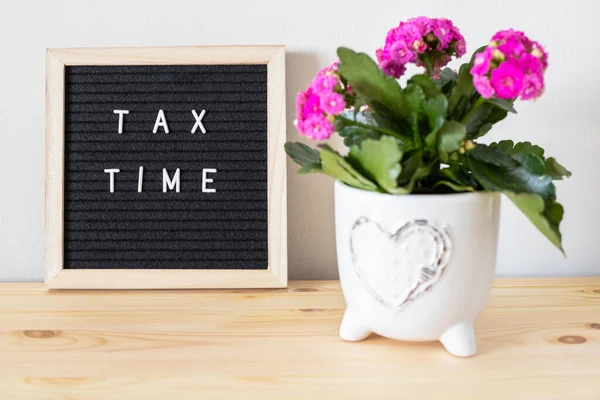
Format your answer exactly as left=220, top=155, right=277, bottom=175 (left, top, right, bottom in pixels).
left=334, top=181, right=501, bottom=357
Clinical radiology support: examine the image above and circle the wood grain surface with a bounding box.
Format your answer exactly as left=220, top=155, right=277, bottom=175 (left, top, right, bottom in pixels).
left=1, top=278, right=599, bottom=399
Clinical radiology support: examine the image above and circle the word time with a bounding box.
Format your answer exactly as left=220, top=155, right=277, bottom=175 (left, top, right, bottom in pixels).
left=103, top=109, right=216, bottom=194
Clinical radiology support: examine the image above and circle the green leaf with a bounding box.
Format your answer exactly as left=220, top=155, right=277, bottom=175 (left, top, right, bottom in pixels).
left=505, top=192, right=565, bottom=254
left=423, top=95, right=448, bottom=148
left=335, top=112, right=411, bottom=145
left=546, top=200, right=565, bottom=222
left=467, top=153, right=554, bottom=199
left=511, top=153, right=546, bottom=175
left=464, top=102, right=492, bottom=132
left=403, top=84, right=426, bottom=149
left=437, top=121, right=466, bottom=162
left=297, top=162, right=322, bottom=174
left=433, top=180, right=476, bottom=192
left=546, top=157, right=572, bottom=180
left=489, top=141, right=571, bottom=180
left=319, top=145, right=378, bottom=191
left=405, top=84, right=426, bottom=116
left=336, top=125, right=379, bottom=147
left=453, top=96, right=470, bottom=122
left=348, top=136, right=408, bottom=194
left=464, top=103, right=508, bottom=139
left=351, top=95, right=367, bottom=117
left=397, top=150, right=434, bottom=192
left=368, top=101, right=412, bottom=140
left=439, top=165, right=478, bottom=188
left=490, top=140, right=515, bottom=154
left=513, top=141, right=544, bottom=157
left=489, top=140, right=545, bottom=159
left=397, top=151, right=421, bottom=186
left=477, top=123, right=494, bottom=137
left=486, top=98, right=517, bottom=114
left=447, top=63, right=475, bottom=119
left=426, top=165, right=478, bottom=193
left=437, top=68, right=458, bottom=87
left=465, top=152, right=564, bottom=253
left=337, top=47, right=418, bottom=121
left=408, top=74, right=441, bottom=99
left=469, top=144, right=517, bottom=168
left=284, top=142, right=322, bottom=171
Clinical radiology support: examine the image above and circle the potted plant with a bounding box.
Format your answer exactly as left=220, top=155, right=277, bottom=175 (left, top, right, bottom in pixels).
left=285, top=17, right=571, bottom=357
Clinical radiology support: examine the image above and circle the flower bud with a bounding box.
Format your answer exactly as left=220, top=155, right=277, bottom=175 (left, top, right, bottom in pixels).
left=465, top=140, right=475, bottom=150
left=489, top=40, right=499, bottom=48
left=426, top=33, right=436, bottom=43
left=531, top=48, right=543, bottom=59
left=492, top=49, right=505, bottom=62
left=412, top=40, right=427, bottom=53
left=326, top=114, right=335, bottom=123
left=458, top=146, right=466, bottom=154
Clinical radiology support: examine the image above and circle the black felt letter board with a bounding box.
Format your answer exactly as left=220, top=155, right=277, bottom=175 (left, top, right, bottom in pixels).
left=64, top=65, right=268, bottom=269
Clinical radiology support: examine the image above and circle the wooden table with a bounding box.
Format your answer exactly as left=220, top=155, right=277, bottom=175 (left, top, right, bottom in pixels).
left=1, top=278, right=599, bottom=399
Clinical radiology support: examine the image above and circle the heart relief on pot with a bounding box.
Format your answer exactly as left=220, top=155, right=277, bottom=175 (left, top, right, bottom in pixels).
left=350, top=218, right=452, bottom=309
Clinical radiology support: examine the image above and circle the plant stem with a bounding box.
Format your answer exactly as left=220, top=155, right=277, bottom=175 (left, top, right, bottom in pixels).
left=422, top=55, right=434, bottom=77
left=412, top=118, right=422, bottom=149
left=461, top=96, right=485, bottom=124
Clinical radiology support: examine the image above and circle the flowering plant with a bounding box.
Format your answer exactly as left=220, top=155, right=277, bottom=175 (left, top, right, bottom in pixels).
left=285, top=17, right=571, bottom=253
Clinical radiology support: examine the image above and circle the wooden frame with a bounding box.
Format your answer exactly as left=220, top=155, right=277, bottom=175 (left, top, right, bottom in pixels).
left=45, top=46, right=287, bottom=289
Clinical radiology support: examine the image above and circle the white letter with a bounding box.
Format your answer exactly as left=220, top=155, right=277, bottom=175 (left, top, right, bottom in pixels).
left=138, top=166, right=144, bottom=193
left=104, top=168, right=120, bottom=193
left=163, top=168, right=180, bottom=193
left=191, top=109, right=206, bottom=134
left=153, top=109, right=169, bottom=134
left=202, top=168, right=217, bottom=193
left=113, top=110, right=129, bottom=134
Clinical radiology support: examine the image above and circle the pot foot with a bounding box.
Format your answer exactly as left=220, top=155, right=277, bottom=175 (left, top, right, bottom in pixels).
left=340, top=309, right=371, bottom=341
left=439, top=321, right=476, bottom=357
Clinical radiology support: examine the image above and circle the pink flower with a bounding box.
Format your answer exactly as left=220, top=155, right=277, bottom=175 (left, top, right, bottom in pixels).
left=317, top=61, right=340, bottom=78
left=471, top=48, right=492, bottom=75
left=321, top=92, right=345, bottom=115
left=530, top=40, right=548, bottom=68
left=433, top=54, right=451, bottom=70
left=311, top=75, right=338, bottom=94
left=433, top=19, right=454, bottom=48
left=497, top=37, right=525, bottom=57
left=376, top=47, right=390, bottom=63
left=473, top=75, right=495, bottom=99
left=472, top=29, right=548, bottom=101
left=377, top=17, right=466, bottom=77
left=294, top=61, right=349, bottom=140
left=516, top=53, right=544, bottom=75
left=295, top=90, right=308, bottom=121
left=380, top=59, right=406, bottom=79
left=390, top=41, right=416, bottom=64
left=454, top=38, right=467, bottom=57
left=491, top=29, right=530, bottom=47
left=520, top=72, right=544, bottom=100
left=490, top=62, right=524, bottom=99
left=411, top=16, right=435, bottom=36
left=302, top=93, right=323, bottom=119
left=302, top=114, right=334, bottom=141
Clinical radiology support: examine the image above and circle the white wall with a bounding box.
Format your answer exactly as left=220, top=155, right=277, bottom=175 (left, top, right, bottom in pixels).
left=0, top=0, right=598, bottom=281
